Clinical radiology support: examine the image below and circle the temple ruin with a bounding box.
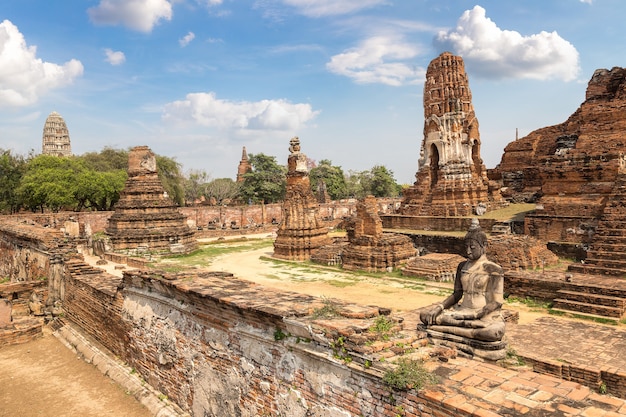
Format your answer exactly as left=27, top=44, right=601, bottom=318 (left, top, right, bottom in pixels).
left=342, top=195, right=417, bottom=271
left=236, top=146, right=252, bottom=183
left=273, top=137, right=330, bottom=260
left=4, top=53, right=626, bottom=416
left=496, top=66, right=626, bottom=276
left=104, top=146, right=197, bottom=255
left=400, top=52, right=505, bottom=217
left=42, top=111, right=72, bottom=157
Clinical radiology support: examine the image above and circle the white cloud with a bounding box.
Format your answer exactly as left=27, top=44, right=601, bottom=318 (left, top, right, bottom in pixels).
left=179, top=32, right=195, bottom=47
left=326, top=35, right=424, bottom=86
left=435, top=5, right=580, bottom=81
left=104, top=48, right=126, bottom=65
left=162, top=92, right=319, bottom=132
left=0, top=20, right=83, bottom=107
left=88, top=0, right=173, bottom=33
left=281, top=0, right=387, bottom=17
left=197, top=0, right=223, bottom=6
left=580, top=0, right=592, bottom=4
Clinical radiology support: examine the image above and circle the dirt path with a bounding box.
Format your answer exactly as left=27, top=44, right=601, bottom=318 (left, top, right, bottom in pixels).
left=0, top=329, right=151, bottom=417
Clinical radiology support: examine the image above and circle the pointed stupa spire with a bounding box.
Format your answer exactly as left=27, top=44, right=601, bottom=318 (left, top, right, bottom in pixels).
left=236, top=146, right=252, bottom=183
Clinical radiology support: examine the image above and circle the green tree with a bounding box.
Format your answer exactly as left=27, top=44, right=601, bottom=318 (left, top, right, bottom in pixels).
left=156, top=155, right=185, bottom=206
left=345, top=170, right=368, bottom=199
left=74, top=170, right=126, bottom=211
left=0, top=149, right=28, bottom=213
left=81, top=147, right=128, bottom=171
left=365, top=165, right=400, bottom=197
left=239, top=153, right=286, bottom=204
left=17, top=155, right=86, bottom=212
left=345, top=165, right=400, bottom=199
left=309, top=159, right=348, bottom=200
left=184, top=169, right=210, bottom=206
left=205, top=178, right=240, bottom=205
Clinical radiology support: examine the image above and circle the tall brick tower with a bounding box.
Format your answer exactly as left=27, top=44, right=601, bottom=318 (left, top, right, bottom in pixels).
left=400, top=52, right=504, bottom=216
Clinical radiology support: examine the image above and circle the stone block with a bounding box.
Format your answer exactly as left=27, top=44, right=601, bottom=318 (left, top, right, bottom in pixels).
left=0, top=298, right=12, bottom=325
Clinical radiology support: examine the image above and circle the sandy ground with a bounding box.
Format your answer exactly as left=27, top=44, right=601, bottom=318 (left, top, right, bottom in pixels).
left=0, top=328, right=152, bottom=417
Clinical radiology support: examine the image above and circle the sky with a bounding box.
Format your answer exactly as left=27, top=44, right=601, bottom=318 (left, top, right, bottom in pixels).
left=0, top=0, right=624, bottom=184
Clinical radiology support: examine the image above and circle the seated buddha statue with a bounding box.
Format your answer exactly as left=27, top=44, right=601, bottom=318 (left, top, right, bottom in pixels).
left=420, top=221, right=505, bottom=343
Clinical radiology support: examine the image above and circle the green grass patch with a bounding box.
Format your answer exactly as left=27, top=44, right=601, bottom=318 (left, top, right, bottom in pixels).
left=261, top=274, right=282, bottom=280
left=152, top=239, right=273, bottom=269
left=548, top=309, right=619, bottom=325
left=311, top=297, right=341, bottom=319
left=383, top=357, right=438, bottom=391
left=506, top=296, right=552, bottom=310
left=425, top=289, right=453, bottom=297
left=327, top=279, right=356, bottom=288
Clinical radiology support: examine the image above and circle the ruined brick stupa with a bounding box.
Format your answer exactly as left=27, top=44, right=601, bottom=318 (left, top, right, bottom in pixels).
left=105, top=146, right=197, bottom=255
left=342, top=196, right=417, bottom=272
left=42, top=111, right=72, bottom=157
left=400, top=52, right=505, bottom=216
left=273, top=137, right=330, bottom=260
left=496, top=66, right=626, bottom=275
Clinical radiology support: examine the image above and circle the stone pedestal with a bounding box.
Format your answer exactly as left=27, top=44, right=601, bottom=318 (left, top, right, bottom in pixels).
left=105, top=146, right=197, bottom=255
left=0, top=299, right=12, bottom=326
left=424, top=328, right=507, bottom=361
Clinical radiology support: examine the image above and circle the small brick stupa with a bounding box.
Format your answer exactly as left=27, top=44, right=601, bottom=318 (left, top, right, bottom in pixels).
left=105, top=146, right=197, bottom=255
left=400, top=52, right=505, bottom=216
left=236, top=146, right=252, bottom=183
left=273, top=137, right=330, bottom=260
left=342, top=196, right=417, bottom=272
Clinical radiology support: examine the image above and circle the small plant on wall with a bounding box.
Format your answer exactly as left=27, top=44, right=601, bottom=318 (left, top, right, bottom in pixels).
left=383, top=357, right=437, bottom=391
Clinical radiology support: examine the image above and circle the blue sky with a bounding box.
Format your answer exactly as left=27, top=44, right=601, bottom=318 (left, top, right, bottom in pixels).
left=0, top=0, right=623, bottom=184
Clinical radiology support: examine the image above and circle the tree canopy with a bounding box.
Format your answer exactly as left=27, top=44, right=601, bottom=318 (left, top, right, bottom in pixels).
left=345, top=165, right=400, bottom=199
left=205, top=178, right=240, bottom=205
left=0, top=149, right=28, bottom=214
left=309, top=159, right=348, bottom=200
left=238, top=153, right=286, bottom=204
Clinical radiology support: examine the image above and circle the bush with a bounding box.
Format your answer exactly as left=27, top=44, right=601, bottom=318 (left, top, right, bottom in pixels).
left=383, top=357, right=437, bottom=391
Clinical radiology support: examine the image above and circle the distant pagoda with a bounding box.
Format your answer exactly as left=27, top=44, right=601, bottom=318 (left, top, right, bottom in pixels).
left=236, top=146, right=252, bottom=183
left=42, top=111, right=72, bottom=156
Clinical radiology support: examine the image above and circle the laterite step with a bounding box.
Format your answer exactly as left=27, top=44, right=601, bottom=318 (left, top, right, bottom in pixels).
left=556, top=290, right=626, bottom=309
left=549, top=308, right=621, bottom=323
left=552, top=299, right=624, bottom=319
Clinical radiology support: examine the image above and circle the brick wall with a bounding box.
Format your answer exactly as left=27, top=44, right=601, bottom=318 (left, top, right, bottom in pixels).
left=382, top=215, right=499, bottom=232
left=1, top=198, right=401, bottom=236
left=60, top=268, right=465, bottom=416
